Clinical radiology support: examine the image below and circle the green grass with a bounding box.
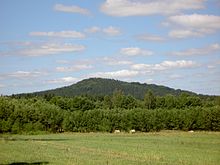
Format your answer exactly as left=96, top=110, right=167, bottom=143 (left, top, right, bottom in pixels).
left=0, top=131, right=220, bottom=165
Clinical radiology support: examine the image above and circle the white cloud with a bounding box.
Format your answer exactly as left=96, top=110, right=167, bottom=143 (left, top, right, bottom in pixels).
left=131, top=64, right=151, bottom=70
left=20, top=43, right=85, bottom=56
left=90, top=69, right=139, bottom=79
left=89, top=60, right=197, bottom=80
left=84, top=26, right=101, bottom=33
left=0, top=84, right=5, bottom=88
left=47, top=77, right=79, bottom=84
left=1, top=42, right=85, bottom=57
left=137, top=34, right=165, bottom=42
left=84, top=26, right=121, bottom=36
left=120, top=47, right=153, bottom=56
left=131, top=60, right=198, bottom=71
left=101, top=57, right=133, bottom=66
left=167, top=14, right=220, bottom=38
left=7, top=71, right=45, bottom=79
left=30, top=31, right=85, bottom=39
left=108, top=60, right=132, bottom=66
left=168, top=14, right=220, bottom=29
left=171, top=43, right=220, bottom=56
left=54, top=4, right=91, bottom=15
left=102, top=26, right=121, bottom=36
left=168, top=30, right=202, bottom=38
left=56, top=64, right=93, bottom=72
left=154, top=60, right=197, bottom=70
left=100, top=0, right=204, bottom=17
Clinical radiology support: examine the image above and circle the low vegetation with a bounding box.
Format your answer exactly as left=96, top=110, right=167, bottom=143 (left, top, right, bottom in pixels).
left=0, top=132, right=220, bottom=165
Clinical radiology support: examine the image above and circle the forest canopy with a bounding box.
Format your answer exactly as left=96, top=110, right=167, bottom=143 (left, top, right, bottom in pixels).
left=1, top=89, right=220, bottom=134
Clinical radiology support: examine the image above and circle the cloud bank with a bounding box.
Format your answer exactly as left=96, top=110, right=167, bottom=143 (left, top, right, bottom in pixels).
left=101, top=0, right=204, bottom=17
left=167, top=14, right=220, bottom=38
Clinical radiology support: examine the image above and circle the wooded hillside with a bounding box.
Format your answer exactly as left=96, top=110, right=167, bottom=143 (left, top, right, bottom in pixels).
left=17, top=78, right=198, bottom=99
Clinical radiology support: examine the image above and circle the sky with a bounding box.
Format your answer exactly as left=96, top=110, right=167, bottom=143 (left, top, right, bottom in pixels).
left=0, top=0, right=220, bottom=95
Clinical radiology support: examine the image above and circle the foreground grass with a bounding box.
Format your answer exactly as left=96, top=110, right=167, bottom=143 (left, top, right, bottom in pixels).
left=0, top=131, right=220, bottom=165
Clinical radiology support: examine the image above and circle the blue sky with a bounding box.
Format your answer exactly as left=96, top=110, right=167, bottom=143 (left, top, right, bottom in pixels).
left=0, top=0, right=220, bottom=95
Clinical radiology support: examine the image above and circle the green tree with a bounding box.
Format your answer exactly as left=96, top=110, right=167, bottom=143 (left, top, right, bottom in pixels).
left=103, top=95, right=113, bottom=109
left=112, top=89, right=124, bottom=108
left=121, top=95, right=137, bottom=109
left=144, top=90, right=156, bottom=109
left=164, top=94, right=176, bottom=109
left=156, top=96, right=165, bottom=108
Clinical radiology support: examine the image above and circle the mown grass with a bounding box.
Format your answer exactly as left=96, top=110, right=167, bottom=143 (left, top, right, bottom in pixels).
left=0, top=131, right=220, bottom=165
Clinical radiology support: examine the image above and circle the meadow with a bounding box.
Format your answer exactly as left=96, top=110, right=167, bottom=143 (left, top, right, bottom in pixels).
left=0, top=131, right=220, bottom=165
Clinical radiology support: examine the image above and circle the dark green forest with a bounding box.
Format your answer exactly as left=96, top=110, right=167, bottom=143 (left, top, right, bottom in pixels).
left=17, top=78, right=198, bottom=99
left=1, top=88, right=220, bottom=134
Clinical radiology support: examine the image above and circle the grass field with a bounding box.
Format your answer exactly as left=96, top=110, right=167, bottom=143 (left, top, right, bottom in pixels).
left=0, top=131, right=220, bottom=165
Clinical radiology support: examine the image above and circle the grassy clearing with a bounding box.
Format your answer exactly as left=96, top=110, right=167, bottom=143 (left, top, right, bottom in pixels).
left=0, top=131, right=220, bottom=165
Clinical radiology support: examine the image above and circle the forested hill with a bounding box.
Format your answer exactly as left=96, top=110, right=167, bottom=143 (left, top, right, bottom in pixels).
left=25, top=78, right=196, bottom=99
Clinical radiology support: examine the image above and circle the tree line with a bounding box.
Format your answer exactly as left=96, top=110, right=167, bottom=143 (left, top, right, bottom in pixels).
left=1, top=90, right=220, bottom=133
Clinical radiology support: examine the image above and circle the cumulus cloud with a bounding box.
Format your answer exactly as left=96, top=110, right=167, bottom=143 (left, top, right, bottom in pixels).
left=56, top=64, right=93, bottom=72
left=90, top=69, right=139, bottom=79
left=168, top=14, right=220, bottom=29
left=167, top=14, right=220, bottom=38
left=85, top=26, right=121, bottom=36
left=19, top=43, right=85, bottom=57
left=168, top=30, right=202, bottom=38
left=101, top=57, right=133, bottom=66
left=47, top=77, right=79, bottom=84
left=131, top=60, right=198, bottom=71
left=1, top=42, right=85, bottom=57
left=131, top=64, right=151, bottom=70
left=170, top=43, right=220, bottom=56
left=100, top=0, right=204, bottom=17
left=89, top=60, right=197, bottom=80
left=153, top=60, right=197, bottom=70
left=5, top=71, right=46, bottom=79
left=30, top=31, right=86, bottom=39
left=102, top=26, right=121, bottom=36
left=84, top=26, right=101, bottom=33
left=54, top=4, right=91, bottom=15
left=137, top=34, right=165, bottom=42
left=120, top=47, right=153, bottom=56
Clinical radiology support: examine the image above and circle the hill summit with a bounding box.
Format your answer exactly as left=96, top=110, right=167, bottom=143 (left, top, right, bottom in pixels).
left=32, top=78, right=195, bottom=99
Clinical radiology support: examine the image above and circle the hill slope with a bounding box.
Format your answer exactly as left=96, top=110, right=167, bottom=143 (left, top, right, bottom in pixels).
left=30, top=78, right=196, bottom=99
